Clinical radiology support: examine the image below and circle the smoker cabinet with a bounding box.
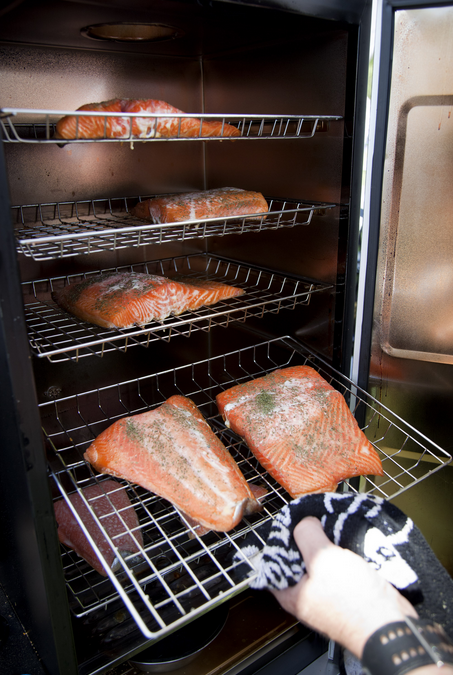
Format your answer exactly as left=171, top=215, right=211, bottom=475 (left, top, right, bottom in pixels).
left=0, top=1, right=451, bottom=674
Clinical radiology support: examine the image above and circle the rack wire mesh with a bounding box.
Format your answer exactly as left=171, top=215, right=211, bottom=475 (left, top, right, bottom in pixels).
left=0, top=108, right=342, bottom=143
left=22, top=254, right=331, bottom=362
left=105, top=664, right=137, bottom=675
left=41, top=336, right=452, bottom=643
left=12, top=195, right=335, bottom=261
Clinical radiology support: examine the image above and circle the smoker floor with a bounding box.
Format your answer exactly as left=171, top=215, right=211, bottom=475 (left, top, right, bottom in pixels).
left=102, top=590, right=321, bottom=675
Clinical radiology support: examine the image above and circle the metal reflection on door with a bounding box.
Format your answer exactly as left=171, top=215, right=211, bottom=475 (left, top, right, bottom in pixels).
left=378, top=8, right=453, bottom=364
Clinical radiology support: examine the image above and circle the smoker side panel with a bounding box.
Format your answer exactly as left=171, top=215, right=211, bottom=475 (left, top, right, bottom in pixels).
left=0, top=140, right=78, bottom=674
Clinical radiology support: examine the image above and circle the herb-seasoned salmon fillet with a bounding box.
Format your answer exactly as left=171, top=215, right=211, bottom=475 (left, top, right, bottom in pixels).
left=55, top=98, right=240, bottom=140
left=52, top=271, right=244, bottom=329
left=216, top=366, right=383, bottom=497
left=84, top=396, right=262, bottom=533
left=54, top=480, right=143, bottom=576
left=132, top=188, right=268, bottom=223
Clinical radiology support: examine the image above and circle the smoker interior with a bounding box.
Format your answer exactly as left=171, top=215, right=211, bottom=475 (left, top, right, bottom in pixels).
left=5, top=329, right=453, bottom=675
left=1, top=2, right=451, bottom=674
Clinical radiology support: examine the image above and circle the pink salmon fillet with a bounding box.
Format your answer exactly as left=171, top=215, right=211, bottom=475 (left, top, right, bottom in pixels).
left=83, top=395, right=262, bottom=533
left=55, top=98, right=240, bottom=140
left=216, top=366, right=383, bottom=497
left=52, top=271, right=244, bottom=329
left=54, top=480, right=143, bottom=576
left=132, top=187, right=268, bottom=223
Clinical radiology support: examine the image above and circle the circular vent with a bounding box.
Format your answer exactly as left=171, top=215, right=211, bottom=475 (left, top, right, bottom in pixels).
left=81, top=23, right=182, bottom=43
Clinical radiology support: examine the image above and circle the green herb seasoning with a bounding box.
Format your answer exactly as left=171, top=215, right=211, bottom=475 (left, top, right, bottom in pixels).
left=124, top=419, right=147, bottom=446
left=254, top=390, right=276, bottom=416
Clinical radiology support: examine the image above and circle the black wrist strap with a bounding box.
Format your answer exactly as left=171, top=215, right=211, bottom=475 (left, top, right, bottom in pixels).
left=362, top=618, right=453, bottom=675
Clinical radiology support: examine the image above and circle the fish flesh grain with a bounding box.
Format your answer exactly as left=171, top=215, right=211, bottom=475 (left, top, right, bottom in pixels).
left=171, top=276, right=245, bottom=311
left=132, top=187, right=269, bottom=223
left=216, top=366, right=383, bottom=497
left=54, top=98, right=240, bottom=140
left=83, top=395, right=263, bottom=533
left=52, top=271, right=244, bottom=329
left=53, top=480, right=143, bottom=577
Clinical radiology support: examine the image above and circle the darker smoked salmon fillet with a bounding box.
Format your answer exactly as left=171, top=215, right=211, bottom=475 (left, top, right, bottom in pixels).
left=55, top=98, right=240, bottom=140
left=132, top=188, right=269, bottom=223
left=52, top=271, right=244, bottom=329
left=54, top=480, right=143, bottom=576
left=83, top=396, right=262, bottom=533
left=216, top=366, right=383, bottom=497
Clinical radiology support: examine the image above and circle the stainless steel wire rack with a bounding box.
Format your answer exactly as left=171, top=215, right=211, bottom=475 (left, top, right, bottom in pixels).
left=12, top=195, right=335, bottom=261
left=22, top=254, right=331, bottom=362
left=0, top=108, right=342, bottom=143
left=41, top=336, right=451, bottom=643
left=105, top=664, right=136, bottom=675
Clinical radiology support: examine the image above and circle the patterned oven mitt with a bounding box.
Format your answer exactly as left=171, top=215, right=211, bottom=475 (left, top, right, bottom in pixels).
left=233, top=492, right=453, bottom=641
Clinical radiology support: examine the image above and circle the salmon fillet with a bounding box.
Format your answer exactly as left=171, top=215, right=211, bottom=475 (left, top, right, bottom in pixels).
left=52, top=271, right=244, bottom=329
left=54, top=480, right=143, bottom=576
left=83, top=396, right=262, bottom=533
left=132, top=188, right=268, bottom=223
left=55, top=98, right=240, bottom=140
left=216, top=366, right=383, bottom=497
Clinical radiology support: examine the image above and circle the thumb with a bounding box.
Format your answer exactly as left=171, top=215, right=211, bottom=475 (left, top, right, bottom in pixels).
left=293, top=516, right=336, bottom=570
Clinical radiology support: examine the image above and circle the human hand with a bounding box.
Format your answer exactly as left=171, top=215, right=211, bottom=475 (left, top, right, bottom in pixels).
left=270, top=516, right=418, bottom=659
